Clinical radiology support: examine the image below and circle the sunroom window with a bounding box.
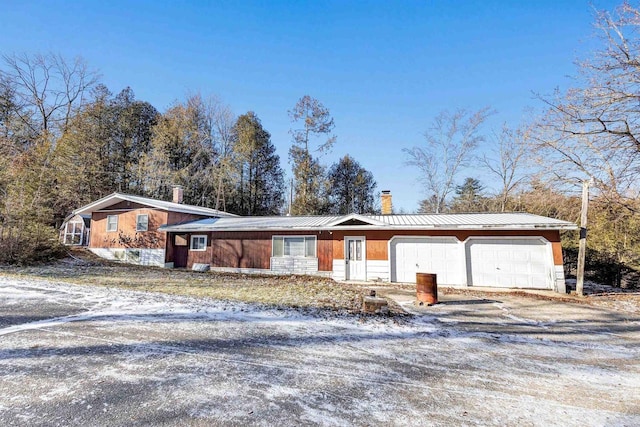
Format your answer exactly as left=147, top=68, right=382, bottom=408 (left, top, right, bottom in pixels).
left=272, top=236, right=316, bottom=257
left=64, top=222, right=83, bottom=245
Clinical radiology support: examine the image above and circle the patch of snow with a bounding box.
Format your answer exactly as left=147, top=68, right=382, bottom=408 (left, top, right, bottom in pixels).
left=1, top=276, right=639, bottom=426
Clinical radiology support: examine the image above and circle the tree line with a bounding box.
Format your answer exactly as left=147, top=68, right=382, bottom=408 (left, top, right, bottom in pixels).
left=402, top=2, right=640, bottom=287
left=2, top=1, right=639, bottom=288
left=0, top=55, right=378, bottom=262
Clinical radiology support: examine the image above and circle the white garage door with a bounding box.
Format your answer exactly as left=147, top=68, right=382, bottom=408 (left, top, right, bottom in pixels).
left=390, top=237, right=464, bottom=285
left=467, top=238, right=553, bottom=289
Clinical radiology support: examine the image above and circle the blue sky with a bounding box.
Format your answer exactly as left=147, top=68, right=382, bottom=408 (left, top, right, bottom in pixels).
left=2, top=0, right=619, bottom=211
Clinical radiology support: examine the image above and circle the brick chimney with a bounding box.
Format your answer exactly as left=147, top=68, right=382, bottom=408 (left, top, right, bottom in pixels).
left=381, top=190, right=392, bottom=215
left=172, top=185, right=184, bottom=204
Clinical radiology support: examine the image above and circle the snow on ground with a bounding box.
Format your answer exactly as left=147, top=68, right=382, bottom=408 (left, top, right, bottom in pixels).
left=0, top=277, right=639, bottom=426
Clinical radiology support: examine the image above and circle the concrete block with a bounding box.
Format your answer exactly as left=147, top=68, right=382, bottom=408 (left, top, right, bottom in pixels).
left=362, top=296, right=389, bottom=314
left=192, top=263, right=210, bottom=272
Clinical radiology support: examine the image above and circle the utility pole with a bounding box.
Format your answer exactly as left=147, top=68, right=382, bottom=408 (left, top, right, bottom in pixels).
left=576, top=179, right=591, bottom=296
left=288, top=178, right=293, bottom=216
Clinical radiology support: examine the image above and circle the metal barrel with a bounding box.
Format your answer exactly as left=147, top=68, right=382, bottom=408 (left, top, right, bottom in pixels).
left=416, top=273, right=438, bottom=305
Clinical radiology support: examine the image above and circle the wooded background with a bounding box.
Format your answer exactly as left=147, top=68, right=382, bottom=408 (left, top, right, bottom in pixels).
left=1, top=2, right=639, bottom=288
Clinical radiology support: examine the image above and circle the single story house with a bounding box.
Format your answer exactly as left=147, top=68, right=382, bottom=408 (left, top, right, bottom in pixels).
left=70, top=187, right=236, bottom=265
left=158, top=211, right=577, bottom=293
left=70, top=189, right=577, bottom=293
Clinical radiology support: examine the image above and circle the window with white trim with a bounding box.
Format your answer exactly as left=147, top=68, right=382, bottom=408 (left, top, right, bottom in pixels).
left=64, top=221, right=83, bottom=245
left=136, top=214, right=149, bottom=232
left=272, top=236, right=316, bottom=257
left=106, top=215, right=118, bottom=232
left=190, top=235, right=207, bottom=251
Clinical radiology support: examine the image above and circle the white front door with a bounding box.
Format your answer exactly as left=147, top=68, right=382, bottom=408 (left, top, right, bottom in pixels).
left=345, top=237, right=366, bottom=281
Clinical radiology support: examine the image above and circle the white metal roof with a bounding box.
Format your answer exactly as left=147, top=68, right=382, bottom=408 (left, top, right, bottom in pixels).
left=159, top=212, right=577, bottom=232
left=366, top=213, right=576, bottom=228
left=72, top=193, right=238, bottom=218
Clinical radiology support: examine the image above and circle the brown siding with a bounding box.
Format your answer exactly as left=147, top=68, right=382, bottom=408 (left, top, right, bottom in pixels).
left=90, top=204, right=209, bottom=255
left=165, top=231, right=176, bottom=263
left=90, top=209, right=168, bottom=249
left=166, top=212, right=210, bottom=225
left=331, top=229, right=564, bottom=265
left=167, top=228, right=565, bottom=271
left=187, top=235, right=212, bottom=269
left=317, top=238, right=333, bottom=271
left=103, top=201, right=153, bottom=211
left=163, top=213, right=212, bottom=264
left=212, top=235, right=270, bottom=269
left=552, top=241, right=563, bottom=265
left=164, top=232, right=213, bottom=268
left=190, top=231, right=333, bottom=271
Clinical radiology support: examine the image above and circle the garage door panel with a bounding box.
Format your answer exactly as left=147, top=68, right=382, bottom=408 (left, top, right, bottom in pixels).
left=467, top=238, right=553, bottom=289
left=512, top=251, right=529, bottom=262
left=391, top=238, right=464, bottom=285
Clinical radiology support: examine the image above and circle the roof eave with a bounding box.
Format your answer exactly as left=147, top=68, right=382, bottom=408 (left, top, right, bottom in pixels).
left=72, top=192, right=124, bottom=216
left=73, top=192, right=235, bottom=218
left=325, top=213, right=387, bottom=227
left=159, top=224, right=578, bottom=233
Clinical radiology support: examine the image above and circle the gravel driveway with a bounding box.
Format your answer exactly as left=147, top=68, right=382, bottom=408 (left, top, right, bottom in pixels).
left=1, top=277, right=639, bottom=426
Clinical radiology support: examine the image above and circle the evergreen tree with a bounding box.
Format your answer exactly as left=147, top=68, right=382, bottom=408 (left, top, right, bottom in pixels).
left=326, top=155, right=377, bottom=214
left=288, top=95, right=336, bottom=215
left=110, top=87, right=159, bottom=194
left=228, top=112, right=284, bottom=215
left=449, top=178, right=489, bottom=213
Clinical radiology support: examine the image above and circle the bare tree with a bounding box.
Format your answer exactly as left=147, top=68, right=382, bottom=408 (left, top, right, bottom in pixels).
left=533, top=2, right=640, bottom=208
left=482, top=124, right=529, bottom=212
left=203, top=95, right=236, bottom=210
left=0, top=53, right=98, bottom=136
left=139, top=93, right=237, bottom=207
left=404, top=107, right=493, bottom=213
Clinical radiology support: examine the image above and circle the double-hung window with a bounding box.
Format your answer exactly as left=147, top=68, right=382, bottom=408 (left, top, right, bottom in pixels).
left=190, top=235, right=207, bottom=251
left=106, top=215, right=118, bottom=232
left=136, top=214, right=149, bottom=232
left=272, top=236, right=316, bottom=258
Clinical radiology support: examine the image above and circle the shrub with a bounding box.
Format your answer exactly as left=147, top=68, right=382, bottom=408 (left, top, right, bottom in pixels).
left=0, top=222, right=67, bottom=265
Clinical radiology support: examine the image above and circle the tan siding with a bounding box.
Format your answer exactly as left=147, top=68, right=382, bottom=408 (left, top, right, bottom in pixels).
left=90, top=209, right=168, bottom=249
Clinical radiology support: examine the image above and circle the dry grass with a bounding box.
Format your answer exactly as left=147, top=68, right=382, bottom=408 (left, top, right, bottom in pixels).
left=0, top=249, right=409, bottom=315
